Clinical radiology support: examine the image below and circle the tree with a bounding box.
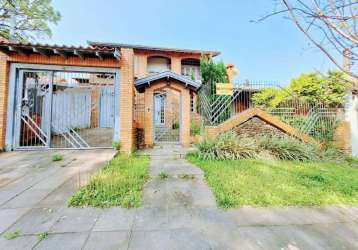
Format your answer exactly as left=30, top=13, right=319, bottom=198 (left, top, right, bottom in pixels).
left=252, top=71, right=350, bottom=107
left=0, top=0, right=60, bottom=42
left=257, top=0, right=358, bottom=85
left=200, top=56, right=228, bottom=85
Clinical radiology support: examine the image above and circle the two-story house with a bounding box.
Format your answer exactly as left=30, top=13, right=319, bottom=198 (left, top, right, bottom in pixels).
left=0, top=41, right=219, bottom=152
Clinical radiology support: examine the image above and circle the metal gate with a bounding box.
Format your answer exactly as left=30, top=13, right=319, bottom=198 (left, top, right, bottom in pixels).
left=13, top=68, right=118, bottom=149
left=153, top=90, right=181, bottom=143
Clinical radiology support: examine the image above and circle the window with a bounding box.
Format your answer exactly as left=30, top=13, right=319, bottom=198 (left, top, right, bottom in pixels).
left=147, top=56, right=171, bottom=74
left=181, top=59, right=201, bottom=81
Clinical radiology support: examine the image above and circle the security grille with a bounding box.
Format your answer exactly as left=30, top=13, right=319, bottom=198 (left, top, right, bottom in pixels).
left=154, top=90, right=180, bottom=143
left=14, top=69, right=117, bottom=149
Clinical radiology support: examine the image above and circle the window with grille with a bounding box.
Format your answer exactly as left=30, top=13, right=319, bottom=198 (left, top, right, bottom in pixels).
left=181, top=59, right=201, bottom=81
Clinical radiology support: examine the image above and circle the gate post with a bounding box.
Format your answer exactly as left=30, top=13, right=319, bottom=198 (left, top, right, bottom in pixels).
left=181, top=88, right=191, bottom=146
left=0, top=52, right=8, bottom=150
left=119, top=48, right=135, bottom=153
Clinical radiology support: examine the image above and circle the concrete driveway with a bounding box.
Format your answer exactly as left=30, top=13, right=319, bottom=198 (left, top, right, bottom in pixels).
left=0, top=149, right=116, bottom=249
left=0, top=147, right=357, bottom=250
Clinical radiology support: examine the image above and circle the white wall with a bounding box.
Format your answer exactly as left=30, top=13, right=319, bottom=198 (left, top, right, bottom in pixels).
left=346, top=93, right=358, bottom=157
left=351, top=96, right=358, bottom=157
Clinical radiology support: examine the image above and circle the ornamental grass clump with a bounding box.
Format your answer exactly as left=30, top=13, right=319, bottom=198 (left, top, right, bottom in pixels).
left=196, top=132, right=258, bottom=160
left=257, top=136, right=320, bottom=161
left=319, top=144, right=348, bottom=162
left=195, top=132, right=353, bottom=162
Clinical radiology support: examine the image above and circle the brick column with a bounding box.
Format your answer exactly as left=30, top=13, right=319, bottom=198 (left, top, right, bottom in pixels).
left=171, top=57, right=181, bottom=74
left=119, top=48, right=135, bottom=153
left=181, top=88, right=191, bottom=146
left=144, top=87, right=154, bottom=146
left=0, top=52, right=8, bottom=150
left=334, top=121, right=352, bottom=153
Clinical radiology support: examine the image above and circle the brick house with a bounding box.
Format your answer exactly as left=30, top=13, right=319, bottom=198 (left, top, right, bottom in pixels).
left=0, top=41, right=219, bottom=153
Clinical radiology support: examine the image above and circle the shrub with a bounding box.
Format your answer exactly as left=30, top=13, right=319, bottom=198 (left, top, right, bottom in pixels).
left=195, top=132, right=258, bottom=160
left=252, top=71, right=350, bottom=108
left=190, top=121, right=201, bottom=136
left=320, top=144, right=347, bottom=162
left=200, top=56, right=229, bottom=85
left=345, top=156, right=358, bottom=167
left=172, top=122, right=180, bottom=130
left=258, top=136, right=320, bottom=161
left=252, top=87, right=288, bottom=109
left=194, top=132, right=356, bottom=162
left=112, top=141, right=121, bottom=150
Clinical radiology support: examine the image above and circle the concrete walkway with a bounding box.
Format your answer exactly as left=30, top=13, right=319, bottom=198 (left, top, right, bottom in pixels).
left=0, top=146, right=357, bottom=249
left=131, top=145, right=358, bottom=249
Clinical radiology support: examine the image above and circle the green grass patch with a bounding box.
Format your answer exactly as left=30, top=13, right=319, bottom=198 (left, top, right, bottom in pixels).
left=187, top=154, right=358, bottom=208
left=4, top=230, right=21, bottom=240
left=68, top=154, right=150, bottom=208
left=52, top=154, right=63, bottom=162
left=178, top=174, right=196, bottom=180
left=36, top=232, right=49, bottom=241
left=159, top=171, right=169, bottom=180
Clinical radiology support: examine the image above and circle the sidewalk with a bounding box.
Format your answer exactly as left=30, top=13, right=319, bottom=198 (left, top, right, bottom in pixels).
left=0, top=145, right=357, bottom=249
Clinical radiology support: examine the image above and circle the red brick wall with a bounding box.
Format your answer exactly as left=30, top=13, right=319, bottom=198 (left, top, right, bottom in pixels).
left=0, top=52, right=9, bottom=149
left=119, top=48, right=135, bottom=153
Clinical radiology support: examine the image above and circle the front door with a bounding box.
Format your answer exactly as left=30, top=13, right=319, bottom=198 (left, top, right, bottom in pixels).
left=153, top=90, right=180, bottom=143
left=154, top=93, right=165, bottom=126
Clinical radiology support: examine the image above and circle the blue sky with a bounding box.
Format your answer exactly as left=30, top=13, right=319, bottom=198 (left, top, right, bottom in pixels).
left=44, top=0, right=336, bottom=85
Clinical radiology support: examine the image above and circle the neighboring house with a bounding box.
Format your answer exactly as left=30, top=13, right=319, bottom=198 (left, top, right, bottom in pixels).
left=0, top=41, right=219, bottom=152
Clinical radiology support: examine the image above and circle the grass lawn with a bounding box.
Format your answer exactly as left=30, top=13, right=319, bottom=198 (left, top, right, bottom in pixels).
left=187, top=155, right=358, bottom=208
left=68, top=154, right=150, bottom=208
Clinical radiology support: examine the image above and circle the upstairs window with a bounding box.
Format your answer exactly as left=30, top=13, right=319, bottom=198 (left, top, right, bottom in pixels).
left=181, top=58, right=201, bottom=82
left=147, top=56, right=171, bottom=74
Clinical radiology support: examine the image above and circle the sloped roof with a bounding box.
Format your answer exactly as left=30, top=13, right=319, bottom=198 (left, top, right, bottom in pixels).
left=135, top=71, right=202, bottom=91
left=0, top=41, right=120, bottom=60
left=89, top=41, right=220, bottom=57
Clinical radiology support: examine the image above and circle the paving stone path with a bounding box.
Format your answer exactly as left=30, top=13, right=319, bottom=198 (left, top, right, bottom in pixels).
left=0, top=145, right=357, bottom=249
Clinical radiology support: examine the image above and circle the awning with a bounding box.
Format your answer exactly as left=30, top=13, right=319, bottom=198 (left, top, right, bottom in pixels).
left=135, top=71, right=202, bottom=91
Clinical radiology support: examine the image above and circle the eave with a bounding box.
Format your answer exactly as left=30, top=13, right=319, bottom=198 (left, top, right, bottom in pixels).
left=0, top=41, right=121, bottom=61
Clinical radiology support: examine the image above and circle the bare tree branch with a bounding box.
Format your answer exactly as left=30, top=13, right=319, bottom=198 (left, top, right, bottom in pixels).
left=256, top=0, right=358, bottom=87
